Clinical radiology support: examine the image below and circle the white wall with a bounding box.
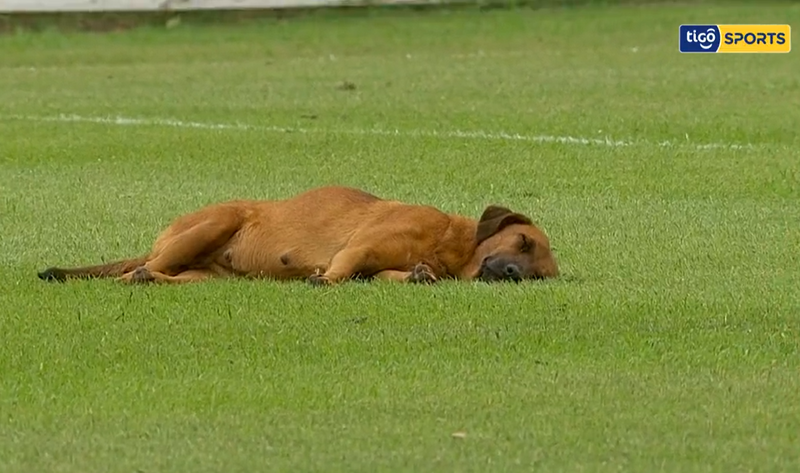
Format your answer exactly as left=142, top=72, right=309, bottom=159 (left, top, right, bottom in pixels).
left=0, top=0, right=441, bottom=12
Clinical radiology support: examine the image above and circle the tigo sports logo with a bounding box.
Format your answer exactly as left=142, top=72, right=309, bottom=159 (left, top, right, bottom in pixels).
left=679, top=25, right=791, bottom=53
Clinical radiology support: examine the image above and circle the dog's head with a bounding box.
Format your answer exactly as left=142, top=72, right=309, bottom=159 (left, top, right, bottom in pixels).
left=472, top=205, right=559, bottom=282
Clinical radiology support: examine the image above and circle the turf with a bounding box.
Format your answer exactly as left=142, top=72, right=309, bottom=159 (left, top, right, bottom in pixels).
left=1, top=2, right=799, bottom=472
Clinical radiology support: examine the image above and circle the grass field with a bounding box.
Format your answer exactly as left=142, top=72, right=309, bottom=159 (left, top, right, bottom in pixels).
left=1, top=2, right=800, bottom=472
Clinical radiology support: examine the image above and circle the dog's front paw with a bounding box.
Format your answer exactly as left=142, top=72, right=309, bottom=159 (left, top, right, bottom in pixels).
left=407, top=263, right=438, bottom=284
left=307, top=274, right=331, bottom=286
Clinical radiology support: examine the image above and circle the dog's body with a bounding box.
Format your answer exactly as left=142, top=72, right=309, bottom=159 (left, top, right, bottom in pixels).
left=38, top=186, right=559, bottom=285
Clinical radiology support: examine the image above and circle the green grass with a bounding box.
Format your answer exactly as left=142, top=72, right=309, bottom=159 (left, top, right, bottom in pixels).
left=1, top=2, right=800, bottom=472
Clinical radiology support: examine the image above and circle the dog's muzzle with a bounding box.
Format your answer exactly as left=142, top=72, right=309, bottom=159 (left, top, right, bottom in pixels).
left=478, top=256, right=523, bottom=282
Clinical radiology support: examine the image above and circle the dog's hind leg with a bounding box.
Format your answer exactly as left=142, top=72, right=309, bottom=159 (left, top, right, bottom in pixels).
left=118, top=267, right=220, bottom=284
left=139, top=211, right=244, bottom=278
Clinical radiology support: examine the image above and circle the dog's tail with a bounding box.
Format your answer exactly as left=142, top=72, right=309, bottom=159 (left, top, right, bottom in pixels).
left=37, top=256, right=149, bottom=282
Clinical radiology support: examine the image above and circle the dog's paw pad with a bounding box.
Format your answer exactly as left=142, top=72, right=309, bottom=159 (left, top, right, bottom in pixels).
left=131, top=266, right=155, bottom=283
left=408, top=263, right=437, bottom=284
left=307, top=274, right=331, bottom=286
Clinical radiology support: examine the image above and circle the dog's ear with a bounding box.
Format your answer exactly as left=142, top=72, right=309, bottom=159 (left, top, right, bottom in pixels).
left=475, top=205, right=533, bottom=245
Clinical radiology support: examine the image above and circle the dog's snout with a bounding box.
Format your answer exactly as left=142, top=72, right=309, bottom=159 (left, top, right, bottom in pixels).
left=479, top=256, right=524, bottom=281
left=503, top=263, right=521, bottom=279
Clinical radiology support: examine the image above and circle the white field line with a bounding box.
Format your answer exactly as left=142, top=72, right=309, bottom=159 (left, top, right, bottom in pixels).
left=0, top=51, right=529, bottom=72
left=0, top=113, right=754, bottom=150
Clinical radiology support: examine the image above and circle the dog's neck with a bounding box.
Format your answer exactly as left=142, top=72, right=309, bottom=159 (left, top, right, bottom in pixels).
left=437, top=214, right=485, bottom=279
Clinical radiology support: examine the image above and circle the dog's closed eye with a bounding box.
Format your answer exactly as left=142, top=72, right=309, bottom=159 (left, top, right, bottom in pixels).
left=520, top=234, right=534, bottom=253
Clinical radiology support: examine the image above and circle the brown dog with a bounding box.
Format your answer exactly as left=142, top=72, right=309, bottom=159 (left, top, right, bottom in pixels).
left=37, top=186, right=559, bottom=285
